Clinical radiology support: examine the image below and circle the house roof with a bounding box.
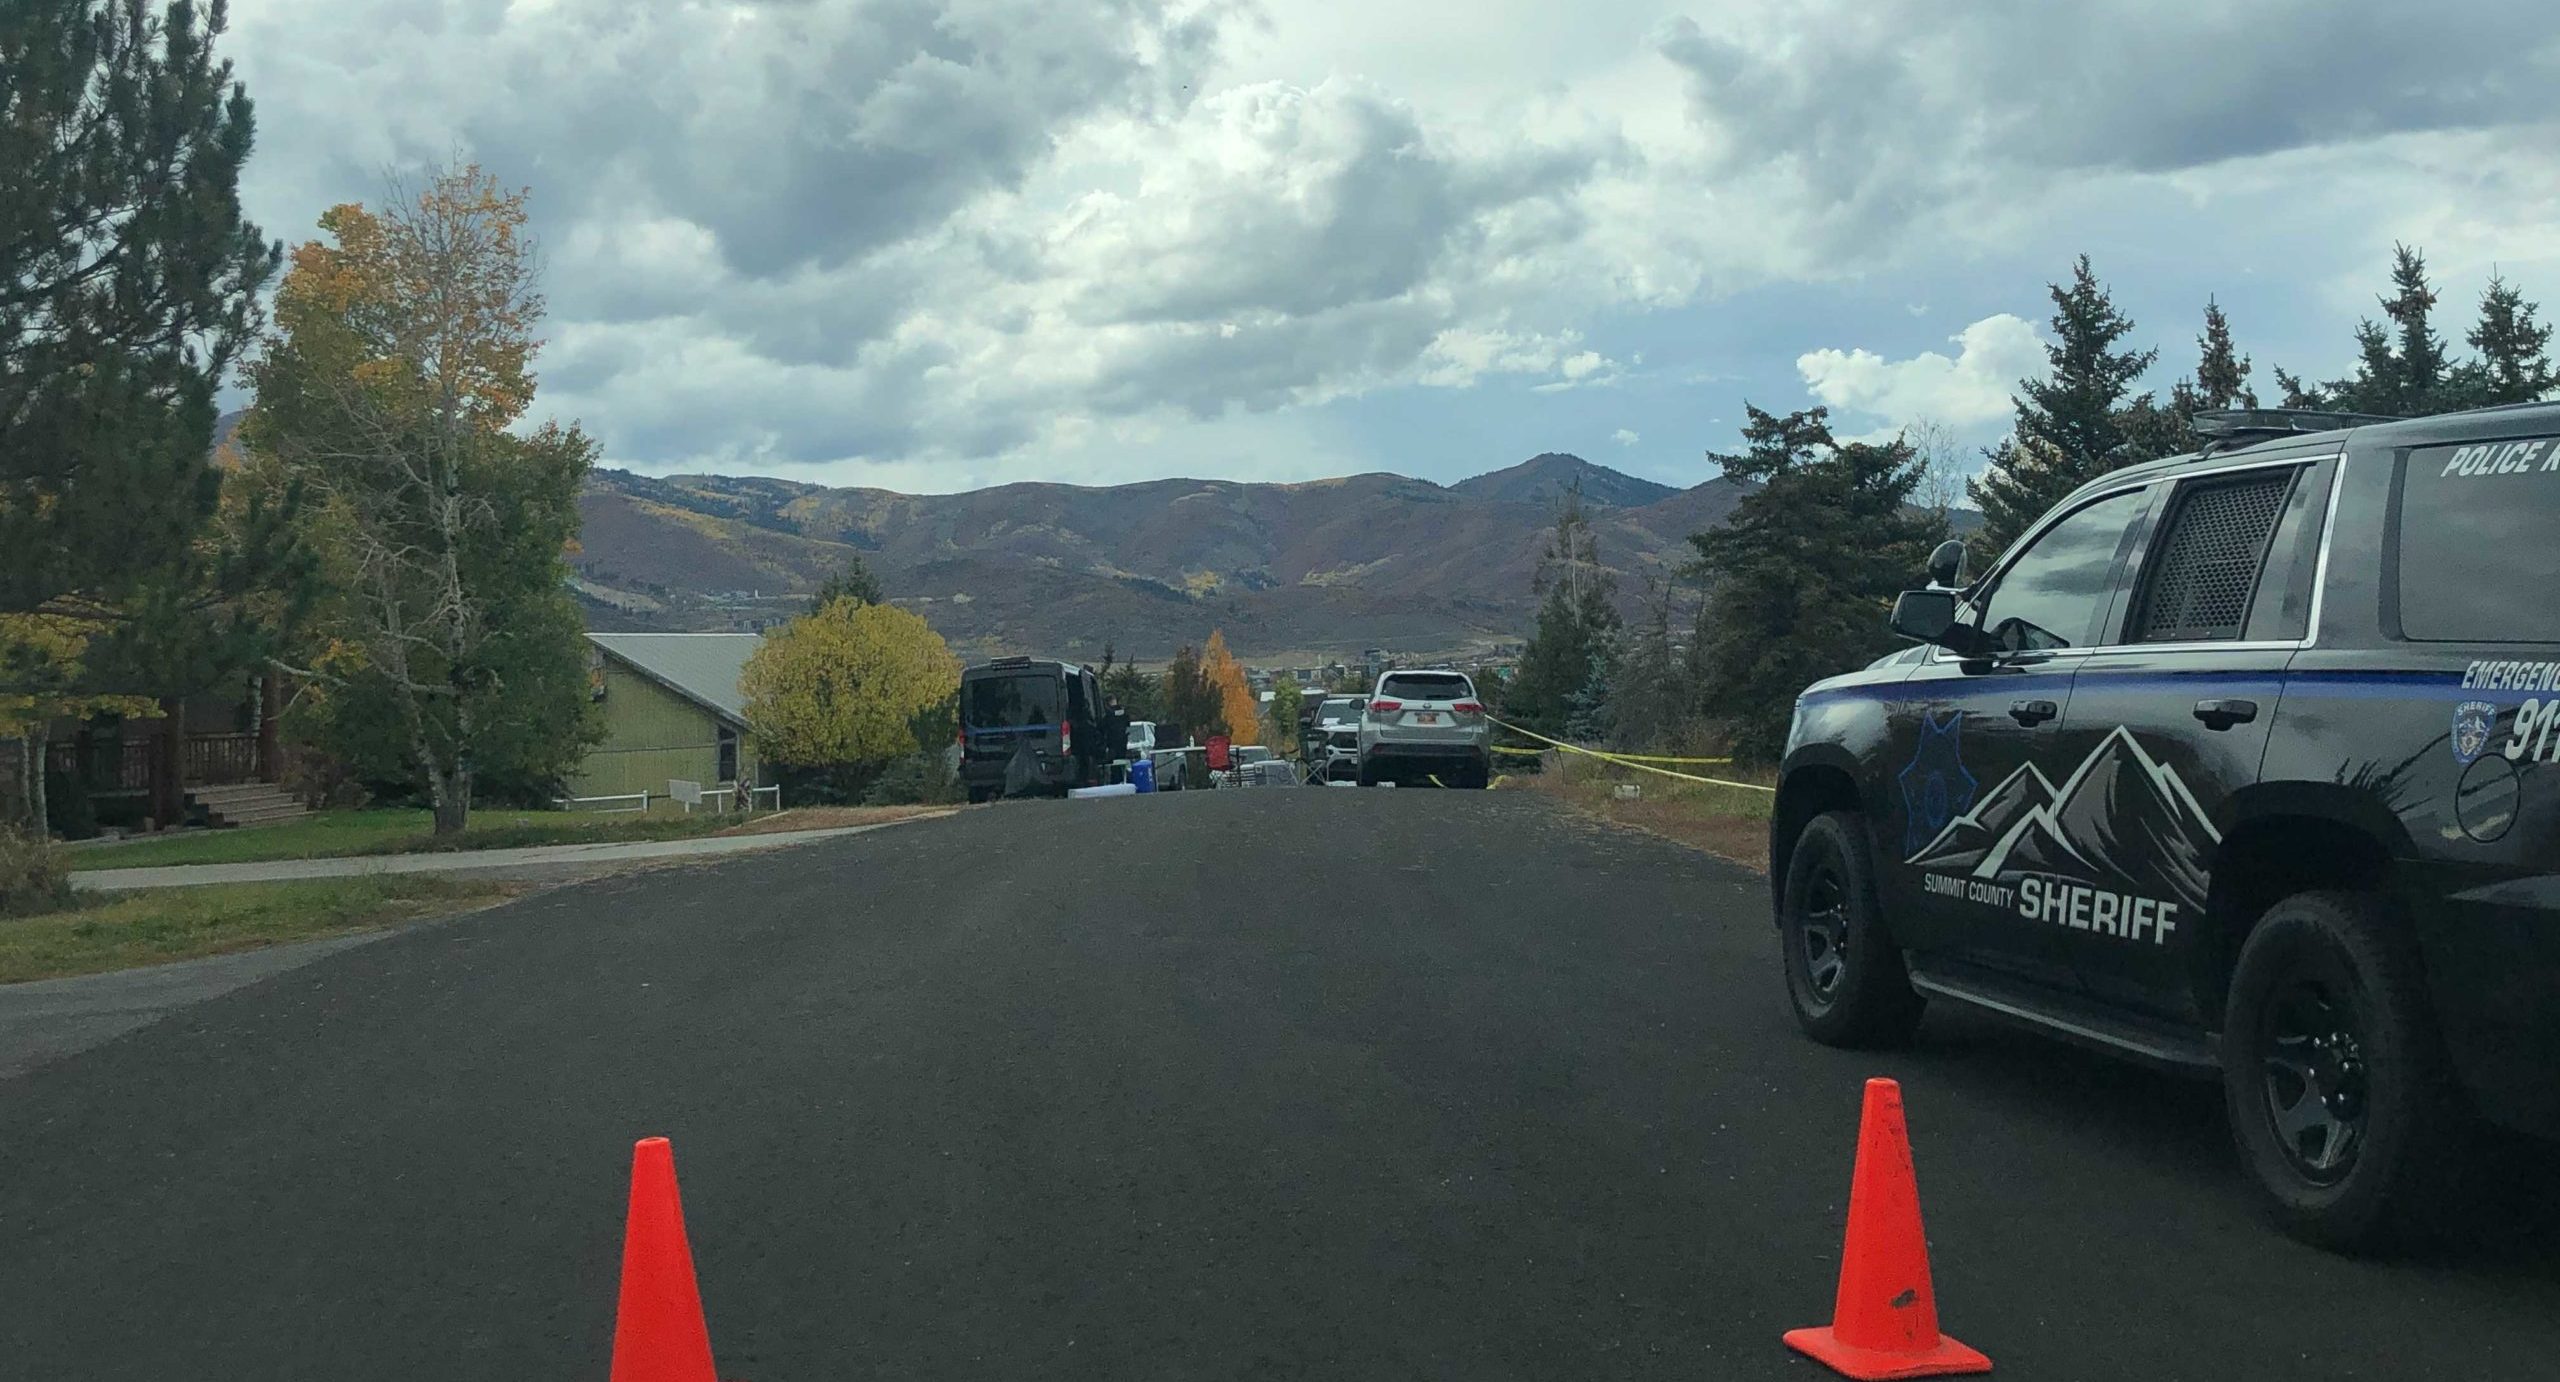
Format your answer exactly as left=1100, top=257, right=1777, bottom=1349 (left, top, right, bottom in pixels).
left=587, top=633, right=761, bottom=726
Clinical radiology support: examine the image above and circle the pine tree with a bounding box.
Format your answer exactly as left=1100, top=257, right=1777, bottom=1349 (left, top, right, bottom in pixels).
left=1, top=0, right=285, bottom=721
left=808, top=554, right=883, bottom=613
left=1101, top=661, right=1161, bottom=722
left=2195, top=298, right=2256, bottom=409
left=1506, top=481, right=1620, bottom=736
left=2381, top=244, right=2451, bottom=409
left=2328, top=244, right=2451, bottom=416
left=1562, top=626, right=1617, bottom=745
left=1966, top=256, right=2157, bottom=557
left=2272, top=367, right=2329, bottom=410
left=1160, top=645, right=1217, bottom=746
left=1693, top=406, right=1941, bottom=764
left=2465, top=272, right=2554, bottom=406
left=1605, top=576, right=1696, bottom=753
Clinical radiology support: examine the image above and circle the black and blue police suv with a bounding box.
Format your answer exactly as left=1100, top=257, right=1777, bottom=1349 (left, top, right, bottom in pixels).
left=1774, top=404, right=2560, bottom=1250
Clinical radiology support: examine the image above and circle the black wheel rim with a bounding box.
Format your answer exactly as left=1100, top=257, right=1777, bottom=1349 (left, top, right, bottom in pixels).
left=2258, top=960, right=2369, bottom=1184
left=1798, top=861, right=1850, bottom=1007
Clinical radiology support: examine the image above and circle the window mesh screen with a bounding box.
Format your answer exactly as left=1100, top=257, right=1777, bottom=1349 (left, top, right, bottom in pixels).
left=2133, top=474, right=2292, bottom=642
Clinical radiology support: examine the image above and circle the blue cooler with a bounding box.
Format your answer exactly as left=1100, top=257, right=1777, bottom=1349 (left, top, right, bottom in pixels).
left=1129, top=756, right=1155, bottom=793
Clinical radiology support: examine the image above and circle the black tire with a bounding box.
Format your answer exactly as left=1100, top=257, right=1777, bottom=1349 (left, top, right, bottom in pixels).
left=1779, top=811, right=1924, bottom=1047
left=2221, top=890, right=2472, bottom=1251
left=966, top=786, right=993, bottom=804
left=1464, top=753, right=1492, bottom=789
left=1357, top=759, right=1380, bottom=787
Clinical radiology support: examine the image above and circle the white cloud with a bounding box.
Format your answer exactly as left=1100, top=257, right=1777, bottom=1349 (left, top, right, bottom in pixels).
left=1612, top=428, right=1640, bottom=446
left=1417, top=327, right=1615, bottom=390
left=1797, top=314, right=2048, bottom=433
left=217, top=0, right=2560, bottom=487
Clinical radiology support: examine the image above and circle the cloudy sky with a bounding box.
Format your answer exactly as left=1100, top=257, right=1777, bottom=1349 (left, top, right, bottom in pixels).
left=226, top=0, right=2560, bottom=494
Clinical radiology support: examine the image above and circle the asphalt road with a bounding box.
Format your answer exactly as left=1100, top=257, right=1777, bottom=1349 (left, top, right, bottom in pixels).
left=4, top=789, right=2555, bottom=1380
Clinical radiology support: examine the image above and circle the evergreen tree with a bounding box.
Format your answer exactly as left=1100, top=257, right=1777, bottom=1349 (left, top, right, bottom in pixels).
left=1101, top=661, right=1160, bottom=722
left=1159, top=645, right=1217, bottom=746
left=1693, top=406, right=1941, bottom=765
left=1505, top=481, right=1620, bottom=736
left=1967, top=256, right=2157, bottom=557
left=2382, top=243, right=2451, bottom=409
left=2464, top=272, right=2554, bottom=406
left=2114, top=394, right=2195, bottom=471
left=808, top=554, right=883, bottom=613
left=2272, top=367, right=2329, bottom=410
left=1, top=0, right=286, bottom=719
left=2195, top=298, right=2256, bottom=409
left=1605, top=577, right=1697, bottom=754
left=2328, top=244, right=2450, bottom=416
left=1562, top=625, right=1617, bottom=745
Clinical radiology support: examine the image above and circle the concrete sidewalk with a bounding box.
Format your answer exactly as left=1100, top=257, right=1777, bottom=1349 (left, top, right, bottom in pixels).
left=70, top=814, right=947, bottom=891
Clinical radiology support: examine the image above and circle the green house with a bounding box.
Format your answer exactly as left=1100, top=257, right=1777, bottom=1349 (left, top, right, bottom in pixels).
left=570, top=633, right=762, bottom=802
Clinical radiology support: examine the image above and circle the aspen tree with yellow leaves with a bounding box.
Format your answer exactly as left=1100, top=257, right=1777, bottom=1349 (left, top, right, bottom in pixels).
left=1202, top=631, right=1259, bottom=746
left=246, top=165, right=597, bottom=834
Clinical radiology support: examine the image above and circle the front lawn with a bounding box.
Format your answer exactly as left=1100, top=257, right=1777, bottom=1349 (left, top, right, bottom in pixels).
left=0, top=876, right=528, bottom=983
left=62, top=806, right=740, bottom=871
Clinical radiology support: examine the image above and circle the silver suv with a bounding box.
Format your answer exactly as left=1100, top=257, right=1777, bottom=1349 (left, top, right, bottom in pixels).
left=1357, top=670, right=1491, bottom=788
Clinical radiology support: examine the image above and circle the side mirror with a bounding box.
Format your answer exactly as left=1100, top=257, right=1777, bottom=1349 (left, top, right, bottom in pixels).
left=1889, top=588, right=1987, bottom=657
left=1926, top=539, right=1968, bottom=589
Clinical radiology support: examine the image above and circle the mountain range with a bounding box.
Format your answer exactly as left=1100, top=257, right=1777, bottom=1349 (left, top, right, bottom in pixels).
left=569, top=452, right=1758, bottom=662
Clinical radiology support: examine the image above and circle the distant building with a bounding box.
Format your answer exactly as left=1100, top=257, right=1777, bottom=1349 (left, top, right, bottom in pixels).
left=572, top=633, right=762, bottom=800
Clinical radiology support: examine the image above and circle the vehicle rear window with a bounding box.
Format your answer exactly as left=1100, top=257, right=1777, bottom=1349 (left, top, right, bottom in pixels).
left=1318, top=698, right=1364, bottom=722
left=2129, top=470, right=2294, bottom=643
left=964, top=673, right=1061, bottom=727
left=1379, top=673, right=1470, bottom=700
left=2397, top=438, right=2560, bottom=643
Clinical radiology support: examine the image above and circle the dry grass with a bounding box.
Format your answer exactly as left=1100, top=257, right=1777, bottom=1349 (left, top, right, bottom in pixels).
left=1498, top=752, right=1774, bottom=871
left=0, top=877, right=531, bottom=984
left=710, top=805, right=954, bottom=837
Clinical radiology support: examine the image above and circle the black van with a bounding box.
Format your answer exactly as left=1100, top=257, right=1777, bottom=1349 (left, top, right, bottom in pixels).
left=958, top=657, right=1103, bottom=802
left=1774, top=403, right=2560, bottom=1249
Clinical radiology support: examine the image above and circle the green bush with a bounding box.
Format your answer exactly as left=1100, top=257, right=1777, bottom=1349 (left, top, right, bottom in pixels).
left=860, top=753, right=961, bottom=806
left=0, top=832, right=76, bottom=918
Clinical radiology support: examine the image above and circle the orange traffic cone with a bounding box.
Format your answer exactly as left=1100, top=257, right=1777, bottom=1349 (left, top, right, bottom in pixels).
left=1783, top=1079, right=1992, bottom=1379
left=610, top=1137, right=720, bottom=1382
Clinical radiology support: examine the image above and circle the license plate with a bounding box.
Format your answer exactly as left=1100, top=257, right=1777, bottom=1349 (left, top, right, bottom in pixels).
left=1415, top=712, right=1440, bottom=724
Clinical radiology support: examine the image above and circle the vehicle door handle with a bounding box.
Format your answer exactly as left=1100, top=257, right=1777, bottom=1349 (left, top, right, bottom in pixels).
left=2008, top=699, right=2059, bottom=727
left=2193, top=698, right=2259, bottom=730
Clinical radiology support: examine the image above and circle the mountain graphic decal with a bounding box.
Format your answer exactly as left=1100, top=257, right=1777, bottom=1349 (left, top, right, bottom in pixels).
left=1908, top=761, right=2065, bottom=876
left=1906, top=726, right=2222, bottom=914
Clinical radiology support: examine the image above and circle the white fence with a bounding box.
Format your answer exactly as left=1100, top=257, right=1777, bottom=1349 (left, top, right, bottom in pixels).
left=552, top=783, right=783, bottom=815
left=555, top=791, right=651, bottom=814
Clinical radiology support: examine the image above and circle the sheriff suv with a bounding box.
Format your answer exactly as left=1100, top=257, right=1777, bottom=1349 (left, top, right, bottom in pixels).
left=1773, top=405, right=2560, bottom=1250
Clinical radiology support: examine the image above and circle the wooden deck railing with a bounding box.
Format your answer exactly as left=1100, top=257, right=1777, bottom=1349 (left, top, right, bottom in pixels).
left=182, top=732, right=262, bottom=786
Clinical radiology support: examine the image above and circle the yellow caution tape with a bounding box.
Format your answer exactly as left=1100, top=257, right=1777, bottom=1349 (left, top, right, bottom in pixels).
left=1491, top=742, right=1729, bottom=764
left=1487, top=717, right=1776, bottom=793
